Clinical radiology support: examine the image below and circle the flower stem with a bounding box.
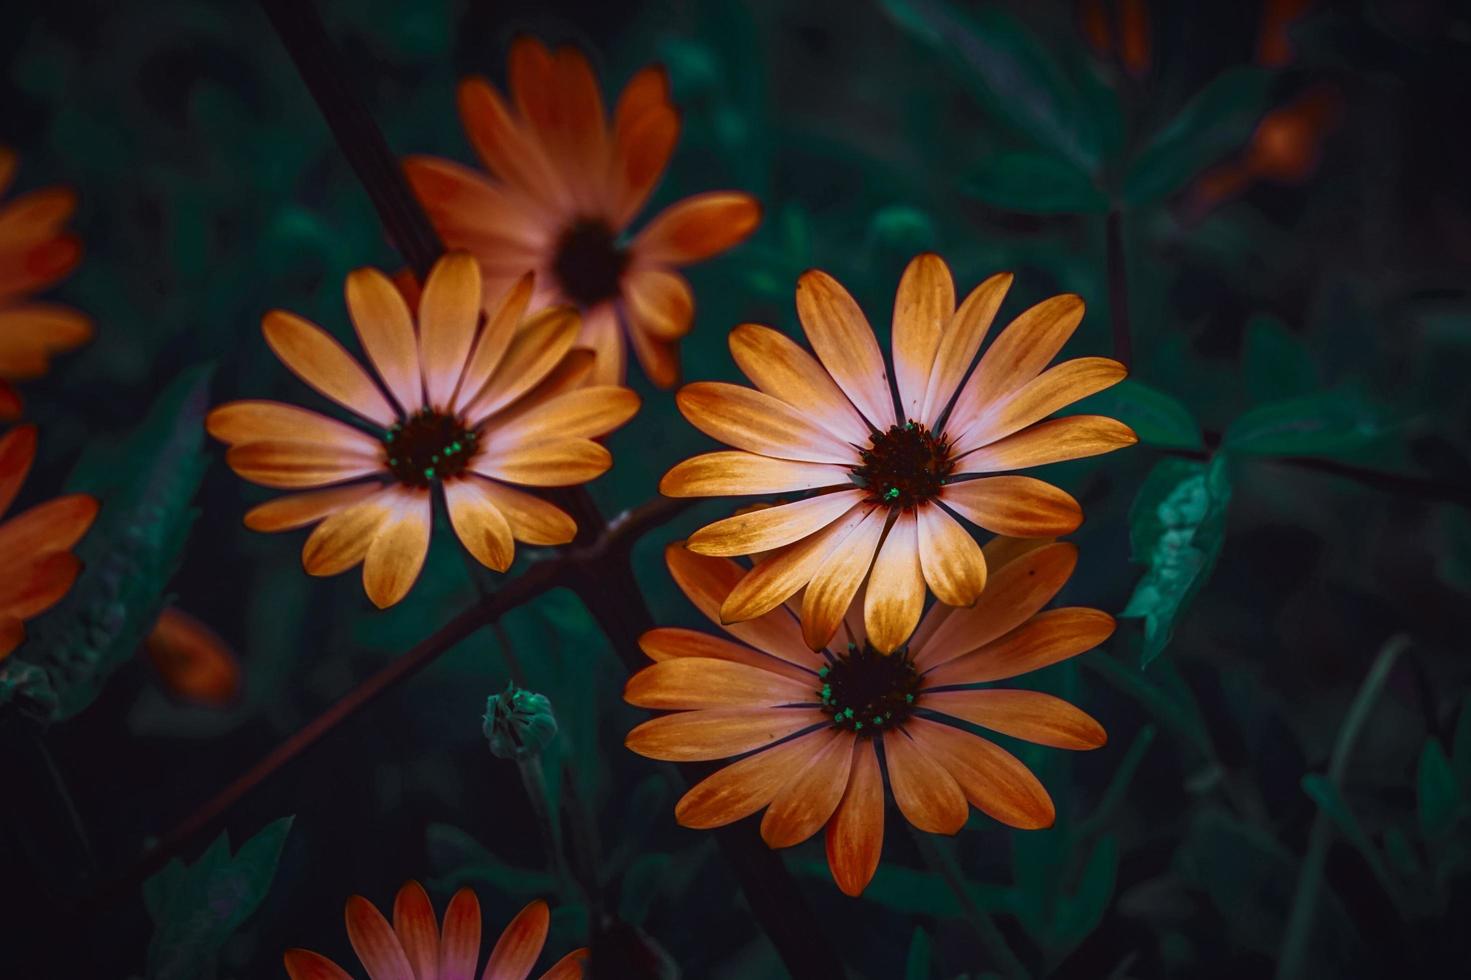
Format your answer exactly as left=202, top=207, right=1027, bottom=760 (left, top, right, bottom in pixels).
left=909, top=825, right=1030, bottom=979
left=1276, top=633, right=1409, bottom=980
left=515, top=752, right=574, bottom=902
left=1105, top=209, right=1132, bottom=370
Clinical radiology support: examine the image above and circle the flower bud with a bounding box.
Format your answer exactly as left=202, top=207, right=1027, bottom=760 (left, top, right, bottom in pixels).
left=483, top=683, right=558, bottom=760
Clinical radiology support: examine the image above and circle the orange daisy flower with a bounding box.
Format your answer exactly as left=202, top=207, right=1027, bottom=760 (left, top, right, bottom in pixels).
left=284, top=880, right=585, bottom=980
left=0, top=149, right=92, bottom=418
left=405, top=37, right=761, bottom=389
left=207, top=252, right=639, bottom=608
left=661, top=253, right=1136, bottom=652
left=0, top=425, right=99, bottom=659
left=624, top=539, right=1112, bottom=897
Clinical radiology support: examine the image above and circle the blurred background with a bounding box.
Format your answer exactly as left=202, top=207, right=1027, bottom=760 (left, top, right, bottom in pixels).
left=3, top=0, right=1471, bottom=976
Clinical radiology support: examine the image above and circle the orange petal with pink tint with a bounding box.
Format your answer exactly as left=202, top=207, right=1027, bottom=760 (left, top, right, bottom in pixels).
left=801, top=506, right=887, bottom=650
left=418, top=252, right=483, bottom=410
left=923, top=608, right=1117, bottom=687
left=206, top=401, right=382, bottom=454
left=346, top=266, right=422, bottom=414
left=924, top=689, right=1107, bottom=750
left=626, top=706, right=824, bottom=762
left=392, top=880, right=440, bottom=980
left=145, top=607, right=241, bottom=708
left=663, top=546, right=823, bottom=669
left=624, top=266, right=693, bottom=341
left=761, top=730, right=855, bottom=848
left=948, top=293, right=1084, bottom=429
left=0, top=492, right=98, bottom=557
left=638, top=627, right=814, bottom=683
left=625, top=658, right=814, bottom=710
left=864, top=512, right=924, bottom=654
left=956, top=415, right=1137, bottom=472
left=283, top=949, right=354, bottom=980
left=225, top=441, right=382, bottom=490
left=687, top=488, right=866, bottom=558
left=891, top=254, right=954, bottom=422
left=825, top=736, right=884, bottom=896
left=676, top=381, right=858, bottom=465
left=916, top=503, right=987, bottom=608
left=920, top=272, right=1012, bottom=426
left=633, top=192, right=761, bottom=266
left=660, top=451, right=850, bottom=499
left=262, top=310, right=396, bottom=428
left=882, top=727, right=967, bottom=834
left=720, top=504, right=875, bottom=625
left=438, top=887, right=482, bottom=980
left=675, top=728, right=841, bottom=829
left=0, top=550, right=80, bottom=620
left=483, top=898, right=550, bottom=980
left=362, top=491, right=432, bottom=608
left=344, top=894, right=414, bottom=980
left=244, top=483, right=384, bottom=533
left=795, top=270, right=895, bottom=430
left=953, top=356, right=1126, bottom=455
left=940, top=476, right=1082, bottom=538
left=0, top=423, right=36, bottom=516
left=727, top=323, right=872, bottom=446
left=444, top=476, right=515, bottom=572
left=905, top=717, right=1055, bottom=829
left=537, top=948, right=588, bottom=980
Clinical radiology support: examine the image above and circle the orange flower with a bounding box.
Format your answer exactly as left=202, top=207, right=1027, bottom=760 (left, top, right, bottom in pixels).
left=405, top=37, right=761, bottom=389
left=625, top=540, right=1112, bottom=897
left=0, top=149, right=92, bottom=418
left=661, top=253, right=1135, bottom=651
left=208, top=252, right=639, bottom=608
left=0, top=425, right=99, bottom=659
left=145, top=606, right=242, bottom=708
left=284, top=881, right=586, bottom=980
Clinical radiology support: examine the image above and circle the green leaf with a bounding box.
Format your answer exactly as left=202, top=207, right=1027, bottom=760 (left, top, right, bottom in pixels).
left=424, top=823, right=559, bottom=897
left=1223, top=387, right=1396, bottom=458
left=1049, top=836, right=1118, bottom=955
left=1242, top=314, right=1317, bottom=405
left=1302, top=774, right=1406, bottom=914
left=1452, top=694, right=1471, bottom=790
left=619, top=853, right=673, bottom=927
left=145, top=816, right=293, bottom=980
left=1124, top=67, right=1274, bottom=206
left=1073, top=379, right=1203, bottom=450
left=881, top=0, right=1097, bottom=168
left=1121, top=456, right=1233, bottom=666
left=1, top=365, right=212, bottom=721
left=904, top=927, right=932, bottom=980
left=964, top=150, right=1107, bottom=214
left=1417, top=738, right=1460, bottom=840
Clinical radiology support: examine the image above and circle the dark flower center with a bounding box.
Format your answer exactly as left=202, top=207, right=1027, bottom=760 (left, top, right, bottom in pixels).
left=552, top=217, right=628, bottom=307
left=818, top=642, right=922, bottom=735
left=851, top=420, right=954, bottom=509
left=383, top=408, right=480, bottom=488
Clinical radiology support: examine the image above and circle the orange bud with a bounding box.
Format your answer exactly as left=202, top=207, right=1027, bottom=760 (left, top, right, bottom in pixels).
left=1246, top=85, right=1341, bottom=183
left=1119, top=0, right=1151, bottom=78
left=1079, top=0, right=1113, bottom=58
left=145, top=607, right=242, bottom=708
left=1257, top=0, right=1314, bottom=68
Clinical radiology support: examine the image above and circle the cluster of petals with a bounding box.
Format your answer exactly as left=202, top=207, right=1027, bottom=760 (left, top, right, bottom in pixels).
left=624, top=538, right=1112, bottom=896
left=284, top=881, right=584, bottom=980
left=0, top=425, right=98, bottom=659
left=405, top=37, right=761, bottom=388
left=0, top=149, right=91, bottom=417
left=662, top=253, right=1136, bottom=652
left=208, top=251, right=639, bottom=608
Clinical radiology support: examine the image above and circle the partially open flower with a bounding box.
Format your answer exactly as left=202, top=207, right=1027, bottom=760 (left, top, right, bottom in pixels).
left=405, top=37, right=761, bottom=388
left=625, top=539, right=1111, bottom=897
left=662, top=253, right=1134, bottom=651
left=208, top=252, right=640, bottom=608
left=283, top=880, right=586, bottom=980
left=0, top=425, right=99, bottom=659
left=484, top=683, right=559, bottom=760
left=0, top=149, right=92, bottom=418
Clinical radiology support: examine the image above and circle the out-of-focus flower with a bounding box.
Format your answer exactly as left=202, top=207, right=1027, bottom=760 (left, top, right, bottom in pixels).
left=405, top=37, right=761, bottom=388
left=208, top=252, right=639, bottom=608
left=625, top=540, right=1111, bottom=897
left=0, top=149, right=91, bottom=419
left=484, top=683, right=559, bottom=760
left=283, top=881, right=586, bottom=980
left=1077, top=0, right=1151, bottom=78
left=1257, top=0, right=1314, bottom=67
left=144, top=606, right=241, bottom=708
left=661, top=253, right=1134, bottom=652
left=0, top=425, right=99, bottom=659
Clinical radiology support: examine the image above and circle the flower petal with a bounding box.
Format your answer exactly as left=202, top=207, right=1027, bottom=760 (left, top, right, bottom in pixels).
left=915, top=542, right=1078, bottom=669
left=284, top=949, right=356, bottom=980
left=687, top=488, right=866, bottom=558
left=639, top=627, right=814, bottom=683
left=916, top=503, right=987, bottom=607
left=625, top=304, right=682, bottom=388
left=0, top=423, right=36, bottom=517
left=482, top=898, right=549, bottom=980
left=465, top=308, right=581, bottom=421
left=957, top=415, right=1138, bottom=472
left=346, top=267, right=423, bottom=414
left=345, top=894, right=416, bottom=980
left=728, top=323, right=871, bottom=445
left=795, top=270, right=896, bottom=429
left=437, top=888, right=482, bottom=980
left=225, top=441, right=383, bottom=489
left=624, top=266, right=693, bottom=341
left=625, top=658, right=815, bottom=709
left=924, top=608, right=1116, bottom=687
left=720, top=503, right=876, bottom=624
left=453, top=273, right=534, bottom=414
left=0, top=303, right=92, bottom=377
left=761, top=732, right=855, bottom=848
left=954, top=356, right=1126, bottom=455
left=362, top=490, right=433, bottom=608
left=493, top=386, right=640, bottom=448
left=244, top=483, right=384, bottom=532
left=578, top=303, right=626, bottom=387
left=921, top=272, right=1012, bottom=426
left=536, top=949, right=588, bottom=980
left=393, top=881, right=440, bottom=980
left=480, top=347, right=596, bottom=434
left=404, top=156, right=548, bottom=261
left=864, top=512, right=924, bottom=654
left=626, top=706, right=825, bottom=762
left=419, top=252, right=483, bottom=410
left=456, top=76, right=564, bottom=206
left=675, top=728, right=841, bottom=829
left=471, top=439, right=611, bottom=487
left=670, top=552, right=827, bottom=669
left=660, top=451, right=851, bottom=498
left=0, top=550, right=80, bottom=619
left=263, top=310, right=397, bottom=427
left=881, top=727, right=967, bottom=834
left=444, top=477, right=515, bottom=572
left=924, top=689, right=1107, bottom=749
left=633, top=192, right=761, bottom=266
left=469, top=479, right=576, bottom=545
left=612, top=68, right=677, bottom=223
left=207, top=401, right=382, bottom=454
left=905, top=717, right=1055, bottom=829
left=801, top=506, right=887, bottom=650
left=940, top=476, right=1082, bottom=537
left=947, top=293, right=1084, bottom=431
left=301, top=491, right=395, bottom=576
left=0, top=493, right=98, bottom=557
left=892, top=254, right=954, bottom=422
left=825, top=737, right=884, bottom=896
left=676, top=382, right=858, bottom=466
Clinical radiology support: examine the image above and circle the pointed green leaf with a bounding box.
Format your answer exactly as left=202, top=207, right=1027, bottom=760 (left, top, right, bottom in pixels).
left=964, top=150, right=1107, bottom=214
left=1418, top=738, right=1460, bottom=841
left=1223, top=387, right=1397, bottom=458
left=1243, top=314, right=1318, bottom=405
left=904, top=927, right=932, bottom=980
left=1073, top=379, right=1203, bottom=450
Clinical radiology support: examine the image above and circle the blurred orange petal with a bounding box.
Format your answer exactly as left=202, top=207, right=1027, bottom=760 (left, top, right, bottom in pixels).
left=145, top=607, right=242, bottom=709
